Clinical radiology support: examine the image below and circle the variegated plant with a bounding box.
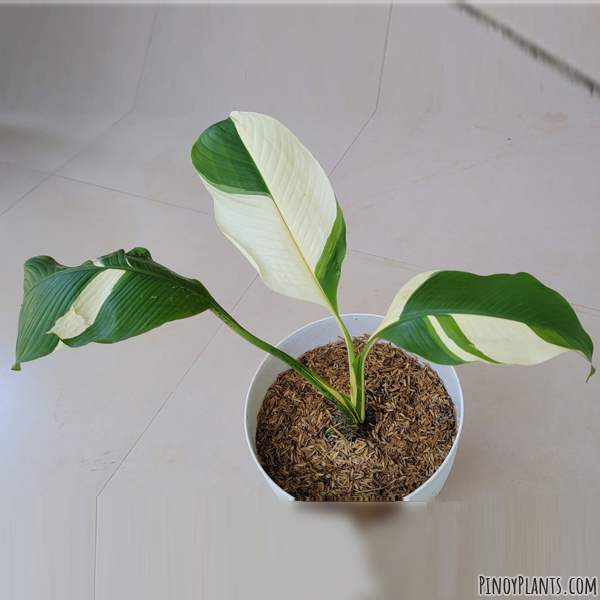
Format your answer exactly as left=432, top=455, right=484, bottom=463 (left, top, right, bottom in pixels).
left=13, top=111, right=595, bottom=426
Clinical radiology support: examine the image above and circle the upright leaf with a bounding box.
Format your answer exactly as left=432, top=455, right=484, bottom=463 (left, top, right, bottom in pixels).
left=13, top=248, right=215, bottom=370
left=372, top=271, right=595, bottom=379
left=191, top=111, right=346, bottom=313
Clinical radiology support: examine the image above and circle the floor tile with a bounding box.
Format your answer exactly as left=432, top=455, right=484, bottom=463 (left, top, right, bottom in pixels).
left=333, top=111, right=600, bottom=310
left=0, top=111, right=125, bottom=173
left=99, top=251, right=427, bottom=495
left=58, top=110, right=373, bottom=213
left=0, top=176, right=256, bottom=493
left=95, top=495, right=374, bottom=600
left=0, top=497, right=95, bottom=600
left=135, top=4, right=389, bottom=113
left=0, top=162, right=47, bottom=216
left=0, top=6, right=156, bottom=113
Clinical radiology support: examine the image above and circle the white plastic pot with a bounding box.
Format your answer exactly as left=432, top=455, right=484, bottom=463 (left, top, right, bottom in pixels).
left=245, top=314, right=464, bottom=501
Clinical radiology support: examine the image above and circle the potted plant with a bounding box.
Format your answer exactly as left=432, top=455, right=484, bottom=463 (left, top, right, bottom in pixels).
left=13, top=111, right=594, bottom=500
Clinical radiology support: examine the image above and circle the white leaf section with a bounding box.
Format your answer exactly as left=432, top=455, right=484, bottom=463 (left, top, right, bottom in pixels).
left=230, top=111, right=337, bottom=272
left=50, top=339, right=65, bottom=354
left=373, top=271, right=437, bottom=336
left=451, top=314, right=570, bottom=365
left=204, top=179, right=328, bottom=307
left=47, top=269, right=126, bottom=340
left=427, top=316, right=488, bottom=363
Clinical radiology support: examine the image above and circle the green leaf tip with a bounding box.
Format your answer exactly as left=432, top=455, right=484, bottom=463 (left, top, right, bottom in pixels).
left=13, top=246, right=217, bottom=368
left=587, top=364, right=596, bottom=383
left=11, top=362, right=21, bottom=372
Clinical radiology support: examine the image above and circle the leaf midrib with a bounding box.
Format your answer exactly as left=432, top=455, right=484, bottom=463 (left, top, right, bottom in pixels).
left=231, top=116, right=334, bottom=311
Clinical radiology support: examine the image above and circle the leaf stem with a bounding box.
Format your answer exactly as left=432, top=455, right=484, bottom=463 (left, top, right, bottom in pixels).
left=209, top=303, right=360, bottom=425
left=333, top=314, right=356, bottom=361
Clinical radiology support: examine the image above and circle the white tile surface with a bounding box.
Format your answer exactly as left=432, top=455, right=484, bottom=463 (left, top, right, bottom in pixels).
left=0, top=162, right=47, bottom=216
left=333, top=111, right=600, bottom=310
left=95, top=496, right=375, bottom=600
left=0, top=5, right=157, bottom=112
left=0, top=111, right=126, bottom=173
left=0, top=176, right=256, bottom=493
left=0, top=497, right=95, bottom=600
left=58, top=110, right=373, bottom=212
left=135, top=5, right=390, bottom=113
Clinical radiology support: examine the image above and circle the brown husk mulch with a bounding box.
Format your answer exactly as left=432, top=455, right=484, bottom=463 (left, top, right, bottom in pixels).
left=255, top=336, right=456, bottom=501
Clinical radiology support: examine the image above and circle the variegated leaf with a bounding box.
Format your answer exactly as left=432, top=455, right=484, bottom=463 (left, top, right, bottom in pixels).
left=373, top=271, right=595, bottom=379
left=191, top=111, right=346, bottom=313
left=13, top=248, right=215, bottom=370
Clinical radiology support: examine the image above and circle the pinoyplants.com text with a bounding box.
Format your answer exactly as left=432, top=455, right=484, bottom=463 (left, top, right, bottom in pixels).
left=478, top=575, right=597, bottom=596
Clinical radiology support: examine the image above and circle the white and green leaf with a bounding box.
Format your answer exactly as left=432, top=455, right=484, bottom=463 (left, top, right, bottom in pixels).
left=191, top=111, right=346, bottom=314
left=13, top=248, right=215, bottom=370
left=369, top=270, right=595, bottom=379
left=13, top=246, right=354, bottom=420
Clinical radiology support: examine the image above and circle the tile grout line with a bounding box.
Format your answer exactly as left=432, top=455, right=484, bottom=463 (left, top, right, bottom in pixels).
left=54, top=173, right=212, bottom=216
left=348, top=247, right=435, bottom=272
left=93, top=497, right=98, bottom=600
left=0, top=110, right=135, bottom=221
left=93, top=321, right=226, bottom=497
left=375, top=1, right=394, bottom=111
left=0, top=172, right=52, bottom=219
left=55, top=110, right=134, bottom=175
left=131, top=6, right=160, bottom=109
left=329, top=113, right=376, bottom=177
left=0, top=159, right=52, bottom=176
left=94, top=273, right=259, bottom=500
left=571, top=303, right=600, bottom=316
left=327, top=1, right=392, bottom=179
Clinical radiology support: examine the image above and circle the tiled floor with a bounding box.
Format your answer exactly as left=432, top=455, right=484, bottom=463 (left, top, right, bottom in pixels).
left=2, top=105, right=599, bottom=498
left=1, top=103, right=599, bottom=595
left=334, top=111, right=600, bottom=308
left=58, top=110, right=373, bottom=213
left=0, top=175, right=257, bottom=494
left=0, top=162, right=47, bottom=216
left=0, top=111, right=126, bottom=173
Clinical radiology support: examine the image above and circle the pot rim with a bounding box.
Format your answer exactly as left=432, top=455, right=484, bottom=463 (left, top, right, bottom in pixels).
left=244, top=313, right=464, bottom=501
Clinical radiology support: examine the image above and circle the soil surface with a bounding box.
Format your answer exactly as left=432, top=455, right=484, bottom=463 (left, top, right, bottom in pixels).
left=255, top=336, right=457, bottom=500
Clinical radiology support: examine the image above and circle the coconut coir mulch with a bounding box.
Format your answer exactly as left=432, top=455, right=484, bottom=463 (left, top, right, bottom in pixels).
left=255, top=336, right=456, bottom=501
